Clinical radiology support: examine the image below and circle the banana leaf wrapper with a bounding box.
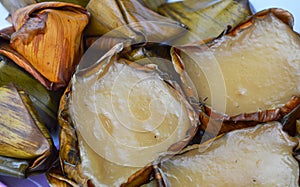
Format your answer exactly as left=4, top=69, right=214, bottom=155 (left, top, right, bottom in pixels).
left=0, top=31, right=59, bottom=91
left=198, top=95, right=300, bottom=136
left=0, top=84, right=57, bottom=178
left=158, top=0, right=252, bottom=43
left=85, top=0, right=187, bottom=43
left=1, top=2, right=90, bottom=90
left=0, top=0, right=90, bottom=17
left=46, top=42, right=199, bottom=186
left=172, top=45, right=300, bottom=137
left=83, top=0, right=186, bottom=72
left=169, top=8, right=300, bottom=137
left=80, top=35, right=133, bottom=71
left=37, top=0, right=90, bottom=7
left=0, top=55, right=61, bottom=132
left=137, top=0, right=167, bottom=11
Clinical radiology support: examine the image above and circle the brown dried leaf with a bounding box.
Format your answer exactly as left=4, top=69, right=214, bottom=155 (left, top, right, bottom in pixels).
left=8, top=2, right=89, bottom=90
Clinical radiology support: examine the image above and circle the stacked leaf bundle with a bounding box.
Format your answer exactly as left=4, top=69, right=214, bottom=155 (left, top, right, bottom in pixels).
left=0, top=1, right=89, bottom=180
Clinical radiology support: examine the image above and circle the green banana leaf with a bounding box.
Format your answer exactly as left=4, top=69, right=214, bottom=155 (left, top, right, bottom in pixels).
left=137, top=0, right=167, bottom=11
left=0, top=156, right=29, bottom=178
left=158, top=0, right=253, bottom=43
left=121, top=44, right=182, bottom=83
left=85, top=0, right=187, bottom=43
left=0, top=84, right=57, bottom=178
left=0, top=55, right=62, bottom=132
